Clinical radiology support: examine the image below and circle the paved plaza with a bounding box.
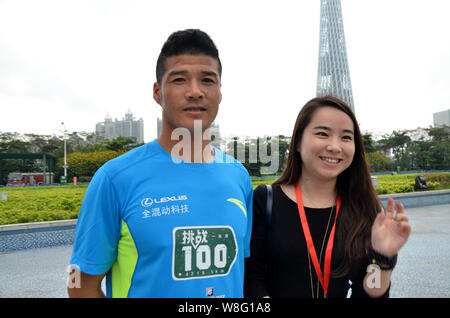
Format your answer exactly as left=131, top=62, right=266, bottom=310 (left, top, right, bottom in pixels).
left=0, top=204, right=449, bottom=298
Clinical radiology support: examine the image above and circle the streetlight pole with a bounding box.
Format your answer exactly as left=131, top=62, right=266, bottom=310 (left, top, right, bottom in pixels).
left=61, top=122, right=67, bottom=178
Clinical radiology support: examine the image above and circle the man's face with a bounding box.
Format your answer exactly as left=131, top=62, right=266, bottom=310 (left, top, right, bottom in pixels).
left=153, top=54, right=222, bottom=134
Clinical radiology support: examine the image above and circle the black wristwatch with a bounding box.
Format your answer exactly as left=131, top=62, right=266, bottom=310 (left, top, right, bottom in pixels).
left=366, top=245, right=397, bottom=270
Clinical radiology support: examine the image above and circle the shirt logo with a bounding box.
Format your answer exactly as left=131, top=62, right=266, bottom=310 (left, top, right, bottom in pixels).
left=226, top=198, right=247, bottom=217
left=141, top=195, right=189, bottom=219
left=141, top=195, right=188, bottom=207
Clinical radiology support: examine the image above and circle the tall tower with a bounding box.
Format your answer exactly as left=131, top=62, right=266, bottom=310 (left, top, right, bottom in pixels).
left=316, top=0, right=355, bottom=113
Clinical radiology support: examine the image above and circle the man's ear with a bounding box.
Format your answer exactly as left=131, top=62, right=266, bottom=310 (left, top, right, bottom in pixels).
left=153, top=82, right=162, bottom=106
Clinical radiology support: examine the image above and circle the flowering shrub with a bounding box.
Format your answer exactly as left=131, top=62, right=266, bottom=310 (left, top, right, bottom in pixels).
left=375, top=173, right=448, bottom=194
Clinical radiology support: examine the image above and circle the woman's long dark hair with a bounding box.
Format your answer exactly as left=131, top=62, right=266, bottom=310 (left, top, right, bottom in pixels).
left=274, top=96, right=380, bottom=277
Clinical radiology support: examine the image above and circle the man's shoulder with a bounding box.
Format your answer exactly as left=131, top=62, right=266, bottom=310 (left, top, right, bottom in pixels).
left=100, top=140, right=161, bottom=176
left=214, top=148, right=251, bottom=178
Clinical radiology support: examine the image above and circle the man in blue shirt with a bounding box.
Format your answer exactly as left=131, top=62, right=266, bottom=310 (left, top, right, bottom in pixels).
left=67, top=29, right=253, bottom=298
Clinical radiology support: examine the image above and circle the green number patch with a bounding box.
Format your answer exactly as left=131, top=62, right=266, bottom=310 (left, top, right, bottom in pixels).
left=172, top=226, right=238, bottom=280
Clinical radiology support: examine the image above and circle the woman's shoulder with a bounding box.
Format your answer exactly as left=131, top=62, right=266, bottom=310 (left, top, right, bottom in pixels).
left=253, top=183, right=284, bottom=202
left=253, top=183, right=269, bottom=198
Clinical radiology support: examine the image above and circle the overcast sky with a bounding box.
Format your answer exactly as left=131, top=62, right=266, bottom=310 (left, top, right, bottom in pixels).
left=1, top=0, right=449, bottom=143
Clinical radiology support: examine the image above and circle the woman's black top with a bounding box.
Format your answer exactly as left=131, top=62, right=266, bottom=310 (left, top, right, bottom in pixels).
left=244, top=184, right=390, bottom=298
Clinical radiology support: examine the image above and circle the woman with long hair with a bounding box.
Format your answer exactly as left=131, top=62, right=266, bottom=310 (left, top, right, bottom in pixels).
left=244, top=96, right=410, bottom=298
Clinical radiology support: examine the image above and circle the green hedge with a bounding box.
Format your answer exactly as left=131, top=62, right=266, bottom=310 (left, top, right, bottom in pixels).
left=0, top=185, right=87, bottom=225
left=375, top=173, right=448, bottom=194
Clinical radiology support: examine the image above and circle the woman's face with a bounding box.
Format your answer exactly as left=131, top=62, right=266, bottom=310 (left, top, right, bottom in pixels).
left=297, top=106, right=356, bottom=183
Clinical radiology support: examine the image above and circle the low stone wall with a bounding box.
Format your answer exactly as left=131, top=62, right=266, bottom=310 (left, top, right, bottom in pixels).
left=379, top=189, right=450, bottom=208
left=0, top=220, right=76, bottom=253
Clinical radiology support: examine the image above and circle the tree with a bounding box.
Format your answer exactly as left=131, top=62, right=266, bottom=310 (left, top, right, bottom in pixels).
left=225, top=135, right=290, bottom=176
left=366, top=152, right=391, bottom=172
left=375, top=126, right=450, bottom=171
left=426, top=125, right=450, bottom=143
left=0, top=132, right=31, bottom=153
left=277, top=135, right=290, bottom=173
left=407, top=140, right=432, bottom=170
left=64, top=150, right=125, bottom=178
left=362, top=132, right=377, bottom=153
left=104, top=136, right=140, bottom=152
left=378, top=130, right=412, bottom=170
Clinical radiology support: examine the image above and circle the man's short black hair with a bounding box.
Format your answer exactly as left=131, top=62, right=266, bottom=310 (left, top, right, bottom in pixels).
left=156, top=29, right=222, bottom=84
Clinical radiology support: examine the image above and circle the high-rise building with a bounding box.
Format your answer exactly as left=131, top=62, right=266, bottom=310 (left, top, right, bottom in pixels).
left=316, top=0, right=355, bottom=113
left=95, top=110, right=144, bottom=143
left=433, top=109, right=450, bottom=127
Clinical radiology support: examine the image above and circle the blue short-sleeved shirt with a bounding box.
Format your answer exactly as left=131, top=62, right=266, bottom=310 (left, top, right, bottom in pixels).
left=70, top=140, right=253, bottom=298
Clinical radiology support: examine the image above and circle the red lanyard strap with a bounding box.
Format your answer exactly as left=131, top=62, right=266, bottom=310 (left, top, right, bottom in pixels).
left=295, top=183, right=341, bottom=297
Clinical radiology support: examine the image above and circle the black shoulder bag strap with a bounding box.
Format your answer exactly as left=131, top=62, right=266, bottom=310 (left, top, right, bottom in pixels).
left=265, top=184, right=273, bottom=229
